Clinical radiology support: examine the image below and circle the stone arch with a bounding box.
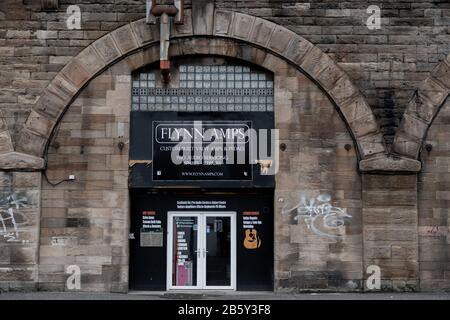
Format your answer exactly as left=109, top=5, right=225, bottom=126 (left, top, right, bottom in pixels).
left=7, top=9, right=389, bottom=169
left=392, top=54, right=450, bottom=159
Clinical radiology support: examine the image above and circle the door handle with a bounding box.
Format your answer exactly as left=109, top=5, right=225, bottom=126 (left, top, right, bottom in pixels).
left=203, top=248, right=208, bottom=258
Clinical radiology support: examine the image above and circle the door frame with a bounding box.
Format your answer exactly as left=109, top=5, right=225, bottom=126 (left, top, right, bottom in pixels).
left=166, top=211, right=236, bottom=291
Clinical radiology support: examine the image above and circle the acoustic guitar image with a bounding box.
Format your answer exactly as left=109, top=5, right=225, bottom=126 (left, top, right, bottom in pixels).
left=243, top=228, right=261, bottom=249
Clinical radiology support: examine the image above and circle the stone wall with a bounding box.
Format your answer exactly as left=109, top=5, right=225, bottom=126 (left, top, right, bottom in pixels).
left=35, top=47, right=363, bottom=291
left=418, top=96, right=450, bottom=291
left=274, top=60, right=363, bottom=291
left=0, top=171, right=41, bottom=291
left=1, top=0, right=449, bottom=145
left=362, top=174, right=419, bottom=291
left=39, top=65, right=130, bottom=292
left=0, top=0, right=449, bottom=293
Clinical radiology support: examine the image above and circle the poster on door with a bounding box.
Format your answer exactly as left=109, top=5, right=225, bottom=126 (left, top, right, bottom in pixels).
left=142, top=210, right=162, bottom=230
left=174, top=217, right=197, bottom=286
left=140, top=210, right=163, bottom=247
left=242, top=211, right=262, bottom=249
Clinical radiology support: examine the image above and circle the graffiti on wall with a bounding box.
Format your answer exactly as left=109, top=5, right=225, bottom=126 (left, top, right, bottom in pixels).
left=427, top=225, right=448, bottom=240
left=281, top=193, right=351, bottom=238
left=0, top=192, right=28, bottom=243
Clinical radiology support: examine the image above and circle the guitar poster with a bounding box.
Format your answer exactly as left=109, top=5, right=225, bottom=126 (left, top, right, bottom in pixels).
left=242, top=211, right=262, bottom=249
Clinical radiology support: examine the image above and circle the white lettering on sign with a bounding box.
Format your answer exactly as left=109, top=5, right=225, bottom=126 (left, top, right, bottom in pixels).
left=242, top=212, right=262, bottom=229
left=176, top=200, right=226, bottom=210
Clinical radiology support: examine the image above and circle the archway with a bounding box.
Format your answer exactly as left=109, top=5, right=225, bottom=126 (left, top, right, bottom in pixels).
left=392, top=55, right=450, bottom=159
left=7, top=9, right=386, bottom=167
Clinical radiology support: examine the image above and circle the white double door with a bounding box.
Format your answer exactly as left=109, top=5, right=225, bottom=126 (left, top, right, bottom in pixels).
left=167, top=212, right=236, bottom=290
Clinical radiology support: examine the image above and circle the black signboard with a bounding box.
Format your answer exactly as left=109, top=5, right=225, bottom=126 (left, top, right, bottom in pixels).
left=129, top=189, right=274, bottom=291
left=152, top=120, right=252, bottom=181
left=129, top=112, right=275, bottom=188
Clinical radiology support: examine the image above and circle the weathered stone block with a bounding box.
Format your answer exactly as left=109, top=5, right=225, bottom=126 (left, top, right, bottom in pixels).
left=419, top=77, right=448, bottom=107
left=351, top=114, right=379, bottom=138
left=60, top=60, right=90, bottom=89
left=93, top=35, right=121, bottom=64
left=359, top=155, right=421, bottom=173
left=0, top=152, right=45, bottom=170
left=130, top=19, right=158, bottom=45
left=357, top=133, right=387, bottom=158
left=0, top=267, right=35, bottom=282
left=33, top=89, right=65, bottom=119
left=405, top=95, right=438, bottom=124
left=268, top=26, right=294, bottom=54
left=399, top=113, right=428, bottom=140
left=16, top=129, right=48, bottom=157
left=0, top=131, right=14, bottom=154
left=9, top=247, right=37, bottom=265
left=111, top=25, right=138, bottom=54
left=392, top=132, right=421, bottom=159
left=48, top=75, right=78, bottom=104
left=76, top=46, right=106, bottom=77
left=340, top=96, right=372, bottom=124
left=232, top=13, right=254, bottom=40
left=25, top=110, right=56, bottom=138
left=300, top=46, right=324, bottom=77
left=13, top=172, right=42, bottom=188
left=192, top=0, right=214, bottom=35
left=249, top=18, right=275, bottom=46
left=214, top=10, right=233, bottom=36
left=365, top=227, right=417, bottom=241
left=285, top=36, right=313, bottom=66
left=431, top=60, right=450, bottom=89
left=316, top=59, right=344, bottom=91
left=41, top=0, right=58, bottom=10
left=0, top=119, right=8, bottom=133
left=173, top=9, right=193, bottom=37
left=329, top=75, right=359, bottom=104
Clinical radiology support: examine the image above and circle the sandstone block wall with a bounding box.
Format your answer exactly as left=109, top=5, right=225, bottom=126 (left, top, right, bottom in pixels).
left=0, top=171, right=41, bottom=290
left=2, top=0, right=449, bottom=145
left=0, top=0, right=449, bottom=292
left=39, top=65, right=130, bottom=292
left=419, top=97, right=450, bottom=291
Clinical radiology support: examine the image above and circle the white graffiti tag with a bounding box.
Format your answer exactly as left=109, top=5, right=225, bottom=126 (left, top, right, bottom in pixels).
left=281, top=193, right=351, bottom=238
left=0, top=193, right=28, bottom=243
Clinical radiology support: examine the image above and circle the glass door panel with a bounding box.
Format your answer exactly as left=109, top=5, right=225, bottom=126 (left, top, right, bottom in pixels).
left=205, top=216, right=231, bottom=287
left=168, top=212, right=235, bottom=290
left=171, top=215, right=199, bottom=288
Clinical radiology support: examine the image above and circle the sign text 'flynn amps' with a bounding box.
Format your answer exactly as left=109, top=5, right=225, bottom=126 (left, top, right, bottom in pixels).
left=152, top=120, right=279, bottom=181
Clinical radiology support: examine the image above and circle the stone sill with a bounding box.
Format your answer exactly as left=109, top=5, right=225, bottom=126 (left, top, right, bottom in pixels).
left=0, top=152, right=45, bottom=170
left=359, top=155, right=421, bottom=174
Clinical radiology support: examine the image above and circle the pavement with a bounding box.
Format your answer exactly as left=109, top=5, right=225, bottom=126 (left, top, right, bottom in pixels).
left=0, top=291, right=450, bottom=300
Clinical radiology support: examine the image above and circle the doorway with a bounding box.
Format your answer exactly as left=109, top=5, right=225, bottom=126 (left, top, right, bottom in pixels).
left=167, top=212, right=236, bottom=290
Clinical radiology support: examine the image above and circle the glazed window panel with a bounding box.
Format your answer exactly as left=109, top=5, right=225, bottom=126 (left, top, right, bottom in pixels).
left=131, top=62, right=274, bottom=112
